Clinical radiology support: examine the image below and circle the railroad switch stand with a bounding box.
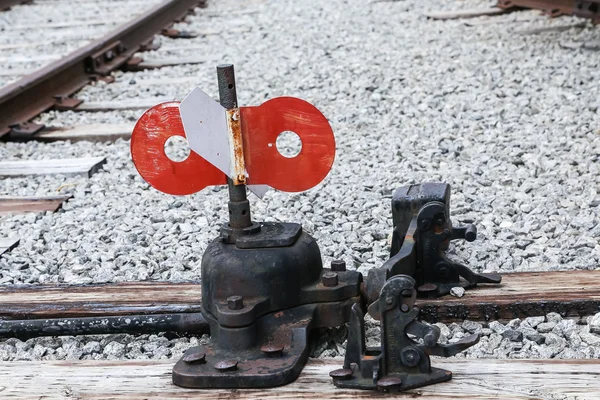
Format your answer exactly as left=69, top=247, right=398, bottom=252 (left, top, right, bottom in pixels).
left=129, top=64, right=498, bottom=390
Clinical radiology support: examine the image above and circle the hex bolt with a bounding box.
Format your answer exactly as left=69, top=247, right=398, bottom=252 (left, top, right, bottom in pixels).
left=227, top=295, right=244, bottom=310
left=214, top=359, right=238, bottom=372
left=330, top=260, right=346, bottom=272
left=322, top=272, right=338, bottom=287
left=182, top=350, right=206, bottom=364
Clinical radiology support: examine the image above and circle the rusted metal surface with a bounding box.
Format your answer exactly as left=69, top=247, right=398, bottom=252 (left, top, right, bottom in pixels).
left=497, top=0, right=600, bottom=22
left=0, top=0, right=31, bottom=11
left=0, top=0, right=205, bottom=140
left=226, top=108, right=247, bottom=185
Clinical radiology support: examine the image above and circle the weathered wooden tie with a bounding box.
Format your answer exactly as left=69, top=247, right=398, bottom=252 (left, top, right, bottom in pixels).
left=0, top=358, right=598, bottom=399
left=33, top=124, right=134, bottom=142
left=0, top=157, right=106, bottom=178
left=424, top=7, right=516, bottom=20
left=0, top=281, right=201, bottom=319
left=0, top=195, right=72, bottom=215
left=419, top=270, right=600, bottom=323
left=0, top=271, right=598, bottom=323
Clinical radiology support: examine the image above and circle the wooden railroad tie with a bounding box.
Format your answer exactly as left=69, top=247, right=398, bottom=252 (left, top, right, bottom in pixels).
left=0, top=195, right=73, bottom=216
left=0, top=157, right=106, bottom=178
left=0, top=358, right=597, bottom=399
left=0, top=270, right=598, bottom=323
left=424, top=7, right=518, bottom=20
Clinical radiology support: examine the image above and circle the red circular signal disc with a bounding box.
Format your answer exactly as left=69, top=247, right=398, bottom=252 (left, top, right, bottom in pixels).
left=130, top=102, right=226, bottom=195
left=241, top=97, right=336, bottom=192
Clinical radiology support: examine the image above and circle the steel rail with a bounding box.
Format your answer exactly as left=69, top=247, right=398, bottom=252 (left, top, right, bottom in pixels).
left=497, top=0, right=600, bottom=22
left=0, top=0, right=205, bottom=140
left=0, top=313, right=210, bottom=340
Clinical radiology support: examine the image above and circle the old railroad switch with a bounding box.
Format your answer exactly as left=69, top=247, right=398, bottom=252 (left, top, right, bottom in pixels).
left=0, top=64, right=499, bottom=391
left=129, top=64, right=496, bottom=390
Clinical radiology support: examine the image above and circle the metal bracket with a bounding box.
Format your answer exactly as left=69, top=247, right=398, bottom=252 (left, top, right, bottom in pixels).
left=53, top=95, right=83, bottom=111
left=174, top=297, right=359, bottom=388
left=331, top=275, right=479, bottom=392
left=86, top=41, right=128, bottom=76
left=365, top=183, right=501, bottom=308
left=7, top=122, right=45, bottom=141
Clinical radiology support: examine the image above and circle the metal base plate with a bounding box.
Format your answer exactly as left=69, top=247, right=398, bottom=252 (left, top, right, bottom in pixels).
left=333, top=367, right=452, bottom=392
left=172, top=305, right=314, bottom=389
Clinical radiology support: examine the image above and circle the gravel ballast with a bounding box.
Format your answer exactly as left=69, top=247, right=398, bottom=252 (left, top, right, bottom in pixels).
left=0, top=0, right=599, bottom=362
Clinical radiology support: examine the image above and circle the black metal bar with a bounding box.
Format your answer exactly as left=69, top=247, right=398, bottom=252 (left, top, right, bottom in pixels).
left=0, top=313, right=209, bottom=340
left=216, top=64, right=252, bottom=229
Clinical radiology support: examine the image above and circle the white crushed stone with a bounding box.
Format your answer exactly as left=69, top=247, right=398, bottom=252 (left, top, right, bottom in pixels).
left=0, top=0, right=599, bottom=361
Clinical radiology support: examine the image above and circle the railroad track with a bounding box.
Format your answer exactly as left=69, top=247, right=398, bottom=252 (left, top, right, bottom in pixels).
left=0, top=0, right=206, bottom=141
left=0, top=0, right=207, bottom=217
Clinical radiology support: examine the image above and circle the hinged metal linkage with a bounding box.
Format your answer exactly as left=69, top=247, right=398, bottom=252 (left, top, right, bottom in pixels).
left=331, top=275, right=479, bottom=392
left=365, top=183, right=501, bottom=312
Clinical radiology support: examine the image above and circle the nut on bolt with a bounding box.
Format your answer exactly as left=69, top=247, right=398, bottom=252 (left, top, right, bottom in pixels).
left=227, top=295, right=244, bottom=310
left=331, top=260, right=346, bottom=272
left=322, top=272, right=338, bottom=287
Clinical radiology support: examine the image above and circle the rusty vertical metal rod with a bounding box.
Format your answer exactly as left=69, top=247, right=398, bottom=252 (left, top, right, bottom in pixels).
left=216, top=64, right=252, bottom=228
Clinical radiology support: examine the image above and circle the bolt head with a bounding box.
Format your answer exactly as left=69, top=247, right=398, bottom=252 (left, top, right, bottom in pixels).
left=214, top=359, right=238, bottom=371
left=227, top=295, right=244, bottom=310
left=261, top=344, right=284, bottom=356
left=401, top=348, right=420, bottom=367
left=322, top=272, right=338, bottom=287
left=400, top=304, right=410, bottom=312
left=377, top=376, right=402, bottom=391
left=330, top=260, right=346, bottom=272
left=182, top=350, right=206, bottom=364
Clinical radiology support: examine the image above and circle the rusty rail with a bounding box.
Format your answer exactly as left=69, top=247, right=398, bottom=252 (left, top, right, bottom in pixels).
left=497, top=0, right=600, bottom=22
left=0, top=0, right=205, bottom=140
